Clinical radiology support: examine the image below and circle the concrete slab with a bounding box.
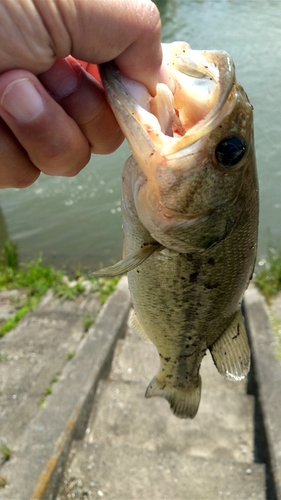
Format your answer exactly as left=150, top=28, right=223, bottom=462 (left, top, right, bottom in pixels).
left=244, top=284, right=281, bottom=500
left=85, top=379, right=254, bottom=464
left=0, top=277, right=131, bottom=500
left=57, top=442, right=266, bottom=500
left=54, top=282, right=266, bottom=500
left=0, top=293, right=100, bottom=449
left=0, top=289, right=28, bottom=320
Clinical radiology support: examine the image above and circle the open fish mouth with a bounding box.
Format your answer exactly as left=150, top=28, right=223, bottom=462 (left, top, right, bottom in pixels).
left=99, top=42, right=236, bottom=161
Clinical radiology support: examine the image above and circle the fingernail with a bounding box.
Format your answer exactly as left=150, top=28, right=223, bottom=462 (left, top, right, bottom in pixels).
left=0, top=78, right=44, bottom=124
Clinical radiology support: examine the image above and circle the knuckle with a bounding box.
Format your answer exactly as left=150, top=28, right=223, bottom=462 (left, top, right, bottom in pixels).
left=38, top=144, right=91, bottom=177
left=91, top=133, right=124, bottom=155
left=0, top=168, right=40, bottom=188
left=13, top=169, right=40, bottom=188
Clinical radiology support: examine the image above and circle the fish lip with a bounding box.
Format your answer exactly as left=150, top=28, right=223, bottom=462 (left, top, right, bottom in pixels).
left=99, top=61, right=157, bottom=160
left=99, top=43, right=236, bottom=159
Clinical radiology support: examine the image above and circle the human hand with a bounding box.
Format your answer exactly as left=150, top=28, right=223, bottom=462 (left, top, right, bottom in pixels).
left=0, top=0, right=161, bottom=188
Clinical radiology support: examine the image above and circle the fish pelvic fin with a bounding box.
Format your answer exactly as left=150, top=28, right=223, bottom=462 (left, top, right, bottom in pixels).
left=145, top=375, right=202, bottom=419
left=209, top=309, right=250, bottom=381
left=92, top=243, right=161, bottom=277
left=129, top=312, right=152, bottom=343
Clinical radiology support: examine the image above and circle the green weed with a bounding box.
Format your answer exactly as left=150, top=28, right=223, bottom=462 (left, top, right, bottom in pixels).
left=0, top=476, right=7, bottom=489
left=3, top=241, right=18, bottom=270
left=0, top=306, right=30, bottom=337
left=96, top=276, right=119, bottom=304
left=268, top=311, right=281, bottom=361
left=43, top=386, right=52, bottom=396
left=255, top=249, right=281, bottom=301
left=0, top=241, right=119, bottom=338
left=39, top=396, right=47, bottom=409
left=0, top=442, right=12, bottom=462
left=53, top=280, right=85, bottom=300
left=0, top=242, right=86, bottom=337
left=39, top=372, right=61, bottom=408
left=39, top=387, right=52, bottom=408
left=51, top=372, right=61, bottom=384
left=83, top=315, right=94, bottom=332
left=66, top=351, right=75, bottom=360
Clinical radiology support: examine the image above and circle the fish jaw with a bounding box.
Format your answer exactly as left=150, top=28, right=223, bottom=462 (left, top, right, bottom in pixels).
left=99, top=42, right=235, bottom=158
left=100, top=42, right=255, bottom=253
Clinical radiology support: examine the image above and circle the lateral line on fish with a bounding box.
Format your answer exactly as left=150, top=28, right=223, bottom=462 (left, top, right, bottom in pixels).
left=91, top=243, right=162, bottom=277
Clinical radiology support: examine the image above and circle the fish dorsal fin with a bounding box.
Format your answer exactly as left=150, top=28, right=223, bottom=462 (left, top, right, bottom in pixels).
left=129, top=312, right=152, bottom=343
left=209, top=310, right=250, bottom=381
left=92, top=243, right=161, bottom=277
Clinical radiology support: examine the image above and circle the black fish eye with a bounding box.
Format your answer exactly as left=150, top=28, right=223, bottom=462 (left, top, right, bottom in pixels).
left=215, top=135, right=247, bottom=167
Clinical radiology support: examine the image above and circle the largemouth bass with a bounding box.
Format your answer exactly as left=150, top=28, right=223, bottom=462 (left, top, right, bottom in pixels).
left=95, top=42, right=259, bottom=419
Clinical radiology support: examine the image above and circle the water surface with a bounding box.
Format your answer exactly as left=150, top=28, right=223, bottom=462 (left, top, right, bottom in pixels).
left=1, top=0, right=280, bottom=271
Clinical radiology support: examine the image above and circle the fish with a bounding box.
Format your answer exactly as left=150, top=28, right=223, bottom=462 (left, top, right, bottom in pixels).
left=94, top=42, right=259, bottom=419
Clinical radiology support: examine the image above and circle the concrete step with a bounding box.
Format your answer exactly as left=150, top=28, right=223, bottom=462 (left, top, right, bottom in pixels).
left=85, top=379, right=254, bottom=464
left=55, top=320, right=263, bottom=499
left=55, top=300, right=266, bottom=500
left=0, top=278, right=131, bottom=500
left=0, top=292, right=101, bottom=449
left=57, top=442, right=266, bottom=500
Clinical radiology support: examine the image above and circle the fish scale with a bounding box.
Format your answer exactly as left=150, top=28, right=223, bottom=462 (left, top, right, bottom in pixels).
left=121, top=162, right=252, bottom=417
left=95, top=41, right=259, bottom=418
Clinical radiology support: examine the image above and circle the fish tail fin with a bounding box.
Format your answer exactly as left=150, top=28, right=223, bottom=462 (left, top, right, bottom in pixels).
left=145, top=375, right=202, bottom=419
left=209, top=309, right=250, bottom=381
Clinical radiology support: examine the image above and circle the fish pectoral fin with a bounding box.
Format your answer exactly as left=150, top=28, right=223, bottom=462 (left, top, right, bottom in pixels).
left=92, top=243, right=162, bottom=277
left=130, top=312, right=152, bottom=343
left=145, top=375, right=202, bottom=419
left=209, top=310, right=250, bottom=380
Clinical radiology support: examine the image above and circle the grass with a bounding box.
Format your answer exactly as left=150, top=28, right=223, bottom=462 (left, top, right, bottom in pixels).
left=39, top=386, right=53, bottom=408
left=97, top=276, right=119, bottom=304
left=0, top=241, right=119, bottom=338
left=39, top=372, right=61, bottom=408
left=39, top=396, right=48, bottom=409
left=0, top=476, right=7, bottom=489
left=0, top=306, right=31, bottom=337
left=268, top=310, right=281, bottom=361
left=0, top=442, right=12, bottom=462
left=255, top=248, right=281, bottom=301
left=3, top=241, right=18, bottom=269
left=66, top=351, right=75, bottom=360
left=255, top=248, right=281, bottom=361
left=51, top=372, right=61, bottom=384
left=83, top=315, right=95, bottom=332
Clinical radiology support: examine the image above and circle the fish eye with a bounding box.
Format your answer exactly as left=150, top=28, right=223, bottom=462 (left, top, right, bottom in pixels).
left=215, top=135, right=247, bottom=167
